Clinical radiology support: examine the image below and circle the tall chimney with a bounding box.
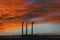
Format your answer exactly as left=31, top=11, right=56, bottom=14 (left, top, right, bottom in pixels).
left=26, top=22, right=28, bottom=35
left=22, top=22, right=24, bottom=36
left=31, top=22, right=34, bottom=35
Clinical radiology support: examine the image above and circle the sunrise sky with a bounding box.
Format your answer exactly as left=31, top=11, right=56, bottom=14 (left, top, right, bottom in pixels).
left=0, top=0, right=60, bottom=35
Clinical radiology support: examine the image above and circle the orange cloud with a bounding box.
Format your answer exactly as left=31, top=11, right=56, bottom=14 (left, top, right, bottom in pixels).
left=0, top=0, right=60, bottom=32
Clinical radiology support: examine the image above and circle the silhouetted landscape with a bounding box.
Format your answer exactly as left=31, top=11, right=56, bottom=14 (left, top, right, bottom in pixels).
left=0, top=34, right=60, bottom=40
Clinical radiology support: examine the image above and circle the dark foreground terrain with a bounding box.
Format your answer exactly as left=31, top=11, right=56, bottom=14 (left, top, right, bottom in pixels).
left=0, top=35, right=60, bottom=40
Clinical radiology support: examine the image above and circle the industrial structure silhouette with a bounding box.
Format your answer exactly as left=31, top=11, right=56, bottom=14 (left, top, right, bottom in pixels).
left=22, top=22, right=34, bottom=36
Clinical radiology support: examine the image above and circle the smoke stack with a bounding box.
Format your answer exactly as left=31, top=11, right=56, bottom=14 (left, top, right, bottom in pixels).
left=22, top=22, right=24, bottom=36
left=26, top=22, right=28, bottom=35
left=31, top=22, right=34, bottom=35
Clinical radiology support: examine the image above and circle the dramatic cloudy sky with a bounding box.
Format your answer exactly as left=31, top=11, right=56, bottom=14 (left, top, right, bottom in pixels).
left=0, top=0, right=60, bottom=35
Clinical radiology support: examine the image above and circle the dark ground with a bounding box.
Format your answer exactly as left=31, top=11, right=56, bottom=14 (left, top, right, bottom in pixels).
left=0, top=35, right=60, bottom=40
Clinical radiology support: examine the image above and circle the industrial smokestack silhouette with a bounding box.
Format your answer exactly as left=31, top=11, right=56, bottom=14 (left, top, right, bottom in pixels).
left=31, top=22, right=34, bottom=35
left=26, top=22, right=28, bottom=35
left=22, top=21, right=34, bottom=36
left=22, top=22, right=24, bottom=36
